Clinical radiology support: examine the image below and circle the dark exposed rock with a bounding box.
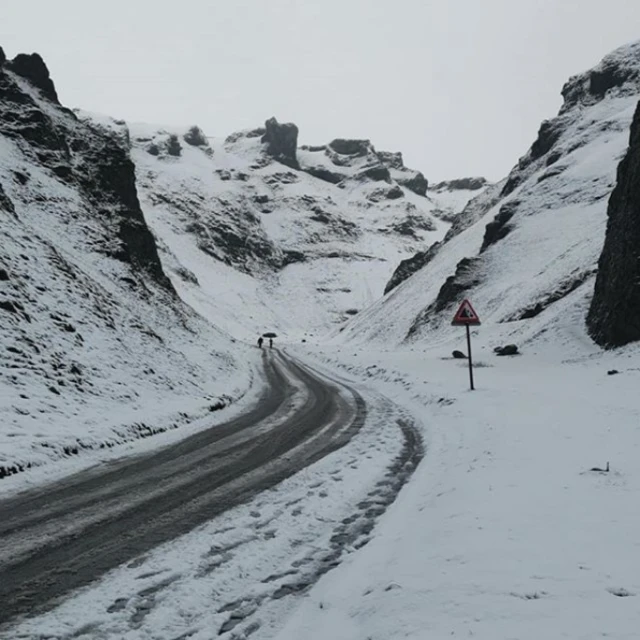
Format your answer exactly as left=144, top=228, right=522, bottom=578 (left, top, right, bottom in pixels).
left=0, top=47, right=5, bottom=66
left=433, top=257, right=482, bottom=313
left=146, top=143, right=160, bottom=156
left=506, top=269, right=594, bottom=322
left=224, top=127, right=265, bottom=144
left=368, top=185, right=404, bottom=202
left=261, top=117, right=299, bottom=169
left=396, top=172, right=428, bottom=197
left=406, top=257, right=482, bottom=339
left=562, top=45, right=640, bottom=112
left=0, top=182, right=16, bottom=216
left=588, top=99, right=640, bottom=347
left=302, top=165, right=345, bottom=184
left=377, top=150, right=404, bottom=170
left=431, top=177, right=487, bottom=191
left=494, top=344, right=519, bottom=356
left=52, top=165, right=73, bottom=180
left=328, top=139, right=371, bottom=156
left=530, top=120, right=564, bottom=162
left=13, top=171, right=29, bottom=184
left=0, top=300, right=19, bottom=313
left=385, top=186, right=404, bottom=200
left=452, top=350, right=467, bottom=359
left=72, top=124, right=173, bottom=289
left=183, top=125, right=207, bottom=147
left=385, top=242, right=441, bottom=294
left=282, top=250, right=306, bottom=266
left=500, top=173, right=522, bottom=198
left=8, top=53, right=59, bottom=103
left=546, top=150, right=562, bottom=166
left=166, top=134, right=182, bottom=157
left=355, top=165, right=390, bottom=183
left=0, top=269, right=8, bottom=281
left=480, top=200, right=518, bottom=252
left=607, top=369, right=620, bottom=375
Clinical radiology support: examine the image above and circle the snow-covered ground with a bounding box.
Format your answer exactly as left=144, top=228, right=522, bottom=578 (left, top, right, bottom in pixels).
left=8, top=314, right=640, bottom=640
left=270, top=317, right=640, bottom=640
left=3, top=37, right=640, bottom=640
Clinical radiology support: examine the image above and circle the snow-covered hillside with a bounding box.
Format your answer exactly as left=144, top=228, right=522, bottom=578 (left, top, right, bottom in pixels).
left=128, top=119, right=479, bottom=340
left=337, top=41, right=640, bottom=349
left=0, top=51, right=252, bottom=482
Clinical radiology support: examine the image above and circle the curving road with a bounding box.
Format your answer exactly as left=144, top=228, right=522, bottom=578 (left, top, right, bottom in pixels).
left=0, top=350, right=366, bottom=627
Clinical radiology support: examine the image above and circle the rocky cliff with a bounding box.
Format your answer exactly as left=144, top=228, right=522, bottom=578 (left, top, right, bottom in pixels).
left=336, top=41, right=640, bottom=347
left=587, top=99, right=640, bottom=347
left=0, top=48, right=250, bottom=478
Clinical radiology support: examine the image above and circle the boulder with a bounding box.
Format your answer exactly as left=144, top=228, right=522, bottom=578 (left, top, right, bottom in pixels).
left=328, top=139, right=371, bottom=156
left=184, top=125, right=208, bottom=147
left=480, top=200, right=518, bottom=252
left=452, top=350, right=467, bottom=359
left=397, top=172, right=428, bottom=197
left=494, top=344, right=519, bottom=356
left=355, top=165, right=390, bottom=182
left=8, top=53, right=59, bottom=103
left=261, top=117, right=299, bottom=169
left=166, top=134, right=182, bottom=157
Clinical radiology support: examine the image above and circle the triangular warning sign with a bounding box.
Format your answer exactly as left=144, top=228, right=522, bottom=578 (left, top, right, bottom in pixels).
left=452, top=299, right=481, bottom=326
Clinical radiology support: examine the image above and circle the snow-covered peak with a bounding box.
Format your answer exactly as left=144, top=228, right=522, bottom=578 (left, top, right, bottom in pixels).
left=561, top=39, right=640, bottom=112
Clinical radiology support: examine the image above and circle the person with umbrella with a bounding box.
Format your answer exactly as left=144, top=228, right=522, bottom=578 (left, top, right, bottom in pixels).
left=263, top=332, right=277, bottom=349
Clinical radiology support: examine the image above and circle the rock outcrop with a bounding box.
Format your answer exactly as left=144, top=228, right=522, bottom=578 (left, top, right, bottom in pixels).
left=587, top=99, right=640, bottom=347
left=0, top=52, right=172, bottom=290
left=7, top=52, right=59, bottom=103
left=262, top=117, right=299, bottom=169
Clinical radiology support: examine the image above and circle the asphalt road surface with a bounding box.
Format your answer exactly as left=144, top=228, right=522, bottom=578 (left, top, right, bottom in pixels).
left=0, top=350, right=366, bottom=627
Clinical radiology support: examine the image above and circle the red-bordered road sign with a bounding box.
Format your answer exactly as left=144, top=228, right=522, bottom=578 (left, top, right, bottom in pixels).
left=452, top=299, right=481, bottom=326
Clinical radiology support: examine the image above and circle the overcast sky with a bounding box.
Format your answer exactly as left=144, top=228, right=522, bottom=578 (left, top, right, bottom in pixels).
left=3, top=1, right=640, bottom=181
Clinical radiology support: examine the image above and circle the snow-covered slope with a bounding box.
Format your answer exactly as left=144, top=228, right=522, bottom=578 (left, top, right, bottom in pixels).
left=337, top=41, right=640, bottom=349
left=129, top=123, right=469, bottom=341
left=0, top=51, right=252, bottom=482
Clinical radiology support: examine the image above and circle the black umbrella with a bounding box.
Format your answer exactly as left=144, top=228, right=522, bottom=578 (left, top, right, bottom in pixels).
left=262, top=332, right=277, bottom=338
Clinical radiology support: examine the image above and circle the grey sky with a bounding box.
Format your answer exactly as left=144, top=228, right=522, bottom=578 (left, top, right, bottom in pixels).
left=3, top=1, right=640, bottom=181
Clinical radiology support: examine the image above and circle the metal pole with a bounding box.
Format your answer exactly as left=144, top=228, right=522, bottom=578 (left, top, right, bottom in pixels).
left=466, top=324, right=475, bottom=391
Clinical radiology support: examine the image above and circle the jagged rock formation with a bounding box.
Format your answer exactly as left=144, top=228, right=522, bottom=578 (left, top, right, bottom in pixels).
left=431, top=177, right=487, bottom=192
left=262, top=117, right=299, bottom=169
left=384, top=242, right=441, bottom=295
left=6, top=52, right=59, bottom=103
left=0, top=63, right=171, bottom=289
left=299, top=139, right=428, bottom=195
left=588, top=100, right=640, bottom=347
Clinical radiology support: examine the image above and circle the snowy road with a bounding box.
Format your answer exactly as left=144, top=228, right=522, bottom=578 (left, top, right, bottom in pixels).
left=0, top=350, right=366, bottom=627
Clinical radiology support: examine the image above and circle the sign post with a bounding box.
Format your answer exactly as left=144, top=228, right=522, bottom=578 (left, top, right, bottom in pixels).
left=451, top=299, right=481, bottom=391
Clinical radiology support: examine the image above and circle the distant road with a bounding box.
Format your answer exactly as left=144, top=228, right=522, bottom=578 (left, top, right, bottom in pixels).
left=0, top=350, right=366, bottom=627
